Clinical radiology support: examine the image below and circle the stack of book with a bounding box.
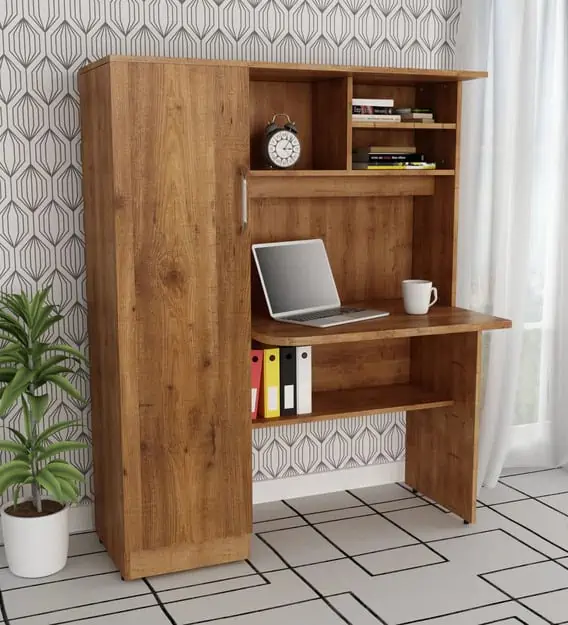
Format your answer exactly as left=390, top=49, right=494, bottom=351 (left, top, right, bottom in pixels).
left=394, top=108, right=435, bottom=123
left=352, top=146, right=436, bottom=170
left=352, top=98, right=400, bottom=123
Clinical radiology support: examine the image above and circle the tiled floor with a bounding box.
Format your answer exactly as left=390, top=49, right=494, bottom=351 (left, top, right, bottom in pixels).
left=2, top=468, right=568, bottom=624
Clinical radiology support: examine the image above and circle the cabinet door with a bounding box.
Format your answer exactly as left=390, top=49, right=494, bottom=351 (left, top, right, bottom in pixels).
left=110, top=61, right=251, bottom=577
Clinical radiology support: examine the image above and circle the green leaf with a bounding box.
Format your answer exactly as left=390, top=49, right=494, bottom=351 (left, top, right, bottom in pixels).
left=1, top=294, right=30, bottom=325
left=0, top=440, right=27, bottom=455
left=29, top=288, right=50, bottom=328
left=0, top=319, right=28, bottom=346
left=35, top=366, right=75, bottom=386
left=57, top=477, right=79, bottom=502
left=49, top=344, right=86, bottom=362
left=0, top=367, right=17, bottom=383
left=36, top=467, right=62, bottom=501
left=37, top=440, right=88, bottom=463
left=0, top=459, right=30, bottom=475
left=26, top=393, right=49, bottom=424
left=32, top=313, right=63, bottom=343
left=7, top=427, right=27, bottom=446
left=45, top=374, right=84, bottom=402
left=35, top=420, right=82, bottom=446
left=46, top=460, right=84, bottom=483
left=0, top=367, right=34, bottom=417
left=0, top=470, right=32, bottom=496
left=21, top=398, right=31, bottom=439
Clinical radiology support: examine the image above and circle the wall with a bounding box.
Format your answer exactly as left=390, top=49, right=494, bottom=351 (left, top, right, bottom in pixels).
left=0, top=0, right=461, bottom=505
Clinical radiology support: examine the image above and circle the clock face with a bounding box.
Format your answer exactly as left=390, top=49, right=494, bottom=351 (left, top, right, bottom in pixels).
left=267, top=130, right=301, bottom=168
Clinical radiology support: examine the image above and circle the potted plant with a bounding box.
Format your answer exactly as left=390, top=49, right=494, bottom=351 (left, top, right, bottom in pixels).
left=0, top=288, right=87, bottom=578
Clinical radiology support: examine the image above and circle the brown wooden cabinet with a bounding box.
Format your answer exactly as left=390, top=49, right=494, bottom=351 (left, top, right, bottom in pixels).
left=80, top=56, right=510, bottom=580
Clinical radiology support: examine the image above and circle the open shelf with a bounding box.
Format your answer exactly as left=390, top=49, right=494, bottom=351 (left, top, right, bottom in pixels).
left=352, top=121, right=457, bottom=130
left=252, top=301, right=512, bottom=346
left=252, top=383, right=454, bottom=428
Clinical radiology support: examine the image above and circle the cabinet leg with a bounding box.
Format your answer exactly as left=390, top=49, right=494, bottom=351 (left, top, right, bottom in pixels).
left=412, top=488, right=418, bottom=494
left=463, top=520, right=470, bottom=525
left=406, top=333, right=481, bottom=524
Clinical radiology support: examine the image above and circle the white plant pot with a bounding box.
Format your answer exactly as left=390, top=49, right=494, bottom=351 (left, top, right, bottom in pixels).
left=1, top=500, right=70, bottom=578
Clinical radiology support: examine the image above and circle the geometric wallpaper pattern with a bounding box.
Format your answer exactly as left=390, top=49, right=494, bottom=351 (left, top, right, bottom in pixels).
left=0, top=0, right=460, bottom=503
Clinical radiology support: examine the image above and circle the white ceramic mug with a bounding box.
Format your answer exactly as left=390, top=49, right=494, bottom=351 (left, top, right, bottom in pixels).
left=402, top=279, right=438, bottom=315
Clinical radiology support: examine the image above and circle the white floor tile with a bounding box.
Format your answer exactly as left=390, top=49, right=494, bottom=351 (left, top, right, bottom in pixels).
left=297, top=558, right=372, bottom=595
left=501, top=468, right=568, bottom=497
left=431, top=530, right=545, bottom=574
left=3, top=573, right=150, bottom=620
left=522, top=587, right=568, bottom=623
left=253, top=516, right=306, bottom=533
left=492, top=499, right=568, bottom=551
left=158, top=573, right=265, bottom=604
left=372, top=498, right=429, bottom=513
left=327, top=593, right=385, bottom=624
left=306, top=505, right=373, bottom=524
left=315, top=513, right=417, bottom=555
left=350, top=482, right=415, bottom=505
left=483, top=561, right=568, bottom=598
left=44, top=606, right=170, bottom=625
left=539, top=492, right=568, bottom=515
left=418, top=601, right=550, bottom=624
left=355, top=543, right=443, bottom=575
left=478, top=482, right=529, bottom=505
left=259, top=525, right=343, bottom=566
left=285, top=490, right=361, bottom=514
left=165, top=569, right=316, bottom=624
left=248, top=534, right=287, bottom=572
left=148, top=560, right=255, bottom=592
left=0, top=551, right=116, bottom=590
left=253, top=500, right=297, bottom=523
left=199, top=599, right=346, bottom=625
left=13, top=596, right=158, bottom=625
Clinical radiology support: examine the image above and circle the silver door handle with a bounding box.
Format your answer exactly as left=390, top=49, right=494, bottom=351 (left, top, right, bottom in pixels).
left=240, top=169, right=248, bottom=232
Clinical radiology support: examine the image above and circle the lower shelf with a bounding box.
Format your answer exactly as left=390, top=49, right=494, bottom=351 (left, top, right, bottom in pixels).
left=252, top=383, right=454, bottom=429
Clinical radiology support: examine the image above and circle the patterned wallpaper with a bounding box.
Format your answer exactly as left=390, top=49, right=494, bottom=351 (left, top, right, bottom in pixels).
left=0, top=0, right=460, bottom=503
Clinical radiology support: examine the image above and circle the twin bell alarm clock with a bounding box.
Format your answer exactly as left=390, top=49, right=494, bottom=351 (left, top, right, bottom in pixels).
left=264, top=113, right=301, bottom=169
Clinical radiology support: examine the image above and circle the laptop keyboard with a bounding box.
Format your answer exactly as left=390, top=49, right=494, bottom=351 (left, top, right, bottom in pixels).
left=287, top=307, right=364, bottom=322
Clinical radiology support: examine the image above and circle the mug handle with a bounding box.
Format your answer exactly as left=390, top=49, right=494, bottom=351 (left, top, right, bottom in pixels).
left=429, top=286, right=438, bottom=308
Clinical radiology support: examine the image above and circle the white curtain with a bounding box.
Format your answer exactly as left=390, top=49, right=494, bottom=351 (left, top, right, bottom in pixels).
left=456, top=0, right=568, bottom=488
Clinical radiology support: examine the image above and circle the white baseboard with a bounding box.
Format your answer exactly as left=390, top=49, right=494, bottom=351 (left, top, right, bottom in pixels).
left=252, top=461, right=405, bottom=504
left=61, top=462, right=405, bottom=534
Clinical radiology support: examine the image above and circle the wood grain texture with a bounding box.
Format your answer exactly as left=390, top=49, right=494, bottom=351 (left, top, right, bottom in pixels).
left=81, top=56, right=487, bottom=83
left=247, top=174, right=435, bottom=198
left=79, top=64, right=125, bottom=572
left=249, top=81, right=313, bottom=169
left=312, top=78, right=349, bottom=169
left=81, top=60, right=251, bottom=579
left=127, top=534, right=250, bottom=580
left=406, top=332, right=481, bottom=523
left=313, top=340, right=409, bottom=392
left=252, top=384, right=454, bottom=429
left=250, top=196, right=414, bottom=309
left=252, top=301, right=512, bottom=346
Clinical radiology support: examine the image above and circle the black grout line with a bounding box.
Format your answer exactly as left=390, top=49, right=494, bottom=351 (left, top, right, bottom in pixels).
left=191, top=598, right=321, bottom=624
left=346, top=489, right=449, bottom=565
left=494, top=479, right=568, bottom=520
left=254, top=533, right=352, bottom=624
left=144, top=572, right=261, bottom=596
left=484, top=503, right=568, bottom=556
left=0, top=588, right=10, bottom=625
left=479, top=574, right=555, bottom=625
left=329, top=591, right=389, bottom=624
left=142, top=578, right=177, bottom=625
left=499, top=467, right=563, bottom=478
left=8, top=591, right=154, bottom=621
left=480, top=619, right=528, bottom=625
left=10, top=603, right=159, bottom=625
left=398, top=599, right=513, bottom=625
left=2, top=569, right=120, bottom=592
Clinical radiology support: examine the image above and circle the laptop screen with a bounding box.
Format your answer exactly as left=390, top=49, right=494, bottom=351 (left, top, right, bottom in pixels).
left=253, top=240, right=340, bottom=316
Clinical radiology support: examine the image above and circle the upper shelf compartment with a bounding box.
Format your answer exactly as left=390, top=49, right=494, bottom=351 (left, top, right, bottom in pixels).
left=352, top=121, right=457, bottom=130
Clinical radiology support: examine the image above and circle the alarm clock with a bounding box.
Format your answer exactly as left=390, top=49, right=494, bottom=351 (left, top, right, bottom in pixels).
left=264, top=113, right=301, bottom=169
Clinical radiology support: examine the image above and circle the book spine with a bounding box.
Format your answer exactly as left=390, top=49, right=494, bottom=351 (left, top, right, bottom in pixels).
left=352, top=114, right=401, bottom=122
left=367, top=153, right=424, bottom=163
left=352, top=105, right=394, bottom=115
left=352, top=98, right=394, bottom=107
left=395, top=108, right=434, bottom=114
left=400, top=113, right=434, bottom=120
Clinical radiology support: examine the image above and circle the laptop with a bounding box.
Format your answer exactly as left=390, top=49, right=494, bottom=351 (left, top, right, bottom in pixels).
left=252, top=239, right=390, bottom=328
